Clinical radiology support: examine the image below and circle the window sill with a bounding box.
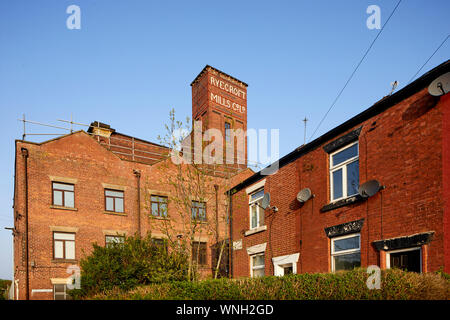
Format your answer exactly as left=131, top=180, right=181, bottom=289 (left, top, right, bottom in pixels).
left=150, top=216, right=170, bottom=221
left=51, top=259, right=78, bottom=264
left=104, top=211, right=127, bottom=216
left=320, top=195, right=364, bottom=213
left=245, top=225, right=267, bottom=236
left=50, top=205, right=77, bottom=211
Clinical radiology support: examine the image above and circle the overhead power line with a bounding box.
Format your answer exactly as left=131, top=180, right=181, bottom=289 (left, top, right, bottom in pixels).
left=407, top=34, right=449, bottom=85
left=309, top=0, right=402, bottom=141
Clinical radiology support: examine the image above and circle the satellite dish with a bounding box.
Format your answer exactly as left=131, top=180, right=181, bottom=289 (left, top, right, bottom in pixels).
left=297, top=188, right=312, bottom=203
left=428, top=72, right=450, bottom=96
left=261, top=193, right=271, bottom=210
left=358, top=180, right=381, bottom=198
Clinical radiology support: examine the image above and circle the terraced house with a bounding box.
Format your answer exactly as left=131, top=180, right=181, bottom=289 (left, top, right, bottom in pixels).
left=12, top=66, right=253, bottom=300
left=229, top=60, right=450, bottom=278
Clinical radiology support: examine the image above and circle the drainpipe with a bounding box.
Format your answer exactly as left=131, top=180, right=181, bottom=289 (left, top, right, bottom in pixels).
left=133, top=170, right=141, bottom=237
left=214, top=185, right=219, bottom=244
left=228, top=191, right=233, bottom=279
left=21, top=147, right=29, bottom=300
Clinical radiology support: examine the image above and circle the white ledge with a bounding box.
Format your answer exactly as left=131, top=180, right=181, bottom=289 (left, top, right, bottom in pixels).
left=244, top=225, right=267, bottom=236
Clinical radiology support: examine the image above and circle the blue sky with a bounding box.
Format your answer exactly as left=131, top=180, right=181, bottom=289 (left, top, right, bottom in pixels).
left=0, top=0, right=448, bottom=279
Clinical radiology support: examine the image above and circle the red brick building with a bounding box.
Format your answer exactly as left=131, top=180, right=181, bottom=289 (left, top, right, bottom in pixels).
left=230, top=60, right=450, bottom=278
left=12, top=66, right=252, bottom=300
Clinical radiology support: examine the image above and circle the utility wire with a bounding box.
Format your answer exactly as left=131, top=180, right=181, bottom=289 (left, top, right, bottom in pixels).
left=407, top=34, right=449, bottom=85
left=309, top=0, right=402, bottom=141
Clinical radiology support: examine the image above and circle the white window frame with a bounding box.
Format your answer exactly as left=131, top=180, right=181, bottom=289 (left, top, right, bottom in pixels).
left=386, top=247, right=422, bottom=273
left=249, top=188, right=264, bottom=230
left=329, top=141, right=359, bottom=202
left=250, top=253, right=265, bottom=278
left=331, top=233, right=361, bottom=272
left=272, top=253, right=299, bottom=276
left=53, top=284, right=70, bottom=300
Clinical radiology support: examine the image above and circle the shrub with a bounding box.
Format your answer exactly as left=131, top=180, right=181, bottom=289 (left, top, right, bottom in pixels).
left=90, top=268, right=450, bottom=300
left=70, top=234, right=189, bottom=298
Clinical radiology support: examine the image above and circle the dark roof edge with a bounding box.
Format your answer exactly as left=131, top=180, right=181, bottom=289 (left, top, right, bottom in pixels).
left=190, top=65, right=248, bottom=87
left=229, top=59, right=450, bottom=194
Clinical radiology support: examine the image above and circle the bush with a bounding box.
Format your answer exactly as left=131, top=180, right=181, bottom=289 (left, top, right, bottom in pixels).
left=71, top=234, right=189, bottom=298
left=90, top=268, right=450, bottom=300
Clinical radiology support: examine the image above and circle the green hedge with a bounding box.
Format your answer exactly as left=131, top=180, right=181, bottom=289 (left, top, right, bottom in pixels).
left=90, top=268, right=450, bottom=300
left=70, top=234, right=189, bottom=299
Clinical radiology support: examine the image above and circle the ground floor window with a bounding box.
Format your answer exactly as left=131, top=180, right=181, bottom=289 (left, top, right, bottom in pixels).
left=192, top=242, right=207, bottom=266
left=387, top=247, right=421, bottom=273
left=331, top=233, right=361, bottom=271
left=105, top=235, right=125, bottom=247
left=272, top=253, right=299, bottom=276
left=53, top=284, right=72, bottom=300
left=251, top=253, right=265, bottom=277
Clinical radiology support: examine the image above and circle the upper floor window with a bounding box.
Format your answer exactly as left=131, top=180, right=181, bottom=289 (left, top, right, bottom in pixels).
left=331, top=233, right=361, bottom=272
left=225, top=121, right=231, bottom=142
left=151, top=195, right=168, bottom=218
left=105, top=189, right=124, bottom=213
left=249, top=188, right=264, bottom=229
left=330, top=142, right=359, bottom=201
left=105, top=235, right=125, bottom=247
left=192, top=201, right=206, bottom=222
left=53, top=232, right=75, bottom=260
left=52, top=182, right=74, bottom=208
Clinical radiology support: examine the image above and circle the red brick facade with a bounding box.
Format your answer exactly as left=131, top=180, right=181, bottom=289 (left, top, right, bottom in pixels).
left=230, top=61, right=450, bottom=278
left=12, top=66, right=252, bottom=300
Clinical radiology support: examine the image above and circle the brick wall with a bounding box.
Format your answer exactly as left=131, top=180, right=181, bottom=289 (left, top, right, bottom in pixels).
left=232, top=88, right=449, bottom=277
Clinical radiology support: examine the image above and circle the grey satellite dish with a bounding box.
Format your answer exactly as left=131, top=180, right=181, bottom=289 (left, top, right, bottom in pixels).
left=428, top=72, right=450, bottom=96
left=297, top=188, right=312, bottom=203
left=358, top=180, right=381, bottom=198
left=261, top=193, right=271, bottom=210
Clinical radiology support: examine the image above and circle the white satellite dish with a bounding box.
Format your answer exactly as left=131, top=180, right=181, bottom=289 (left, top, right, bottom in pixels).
left=358, top=180, right=381, bottom=198
left=261, top=193, right=271, bottom=210
left=297, top=188, right=312, bottom=203
left=428, top=72, right=450, bottom=96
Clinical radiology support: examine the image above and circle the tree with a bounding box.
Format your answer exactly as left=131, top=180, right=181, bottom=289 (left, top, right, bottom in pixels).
left=145, top=109, right=249, bottom=280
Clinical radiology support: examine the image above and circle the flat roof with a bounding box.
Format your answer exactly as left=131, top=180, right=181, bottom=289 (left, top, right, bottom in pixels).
left=190, top=65, right=248, bottom=87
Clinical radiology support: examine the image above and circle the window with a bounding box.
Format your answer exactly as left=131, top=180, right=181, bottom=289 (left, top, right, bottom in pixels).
left=192, top=201, right=206, bottom=222
left=152, top=238, right=168, bottom=253
left=192, top=242, right=207, bottom=265
left=251, top=253, right=265, bottom=277
left=53, top=232, right=75, bottom=260
left=52, top=182, right=74, bottom=208
left=225, top=121, right=231, bottom=142
left=330, top=142, right=359, bottom=201
left=387, top=248, right=421, bottom=273
left=105, top=235, right=125, bottom=247
left=151, top=195, right=168, bottom=217
left=272, top=253, right=299, bottom=276
left=249, top=188, right=264, bottom=229
left=53, top=284, right=72, bottom=300
left=331, top=233, right=361, bottom=272
left=105, top=189, right=124, bottom=213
